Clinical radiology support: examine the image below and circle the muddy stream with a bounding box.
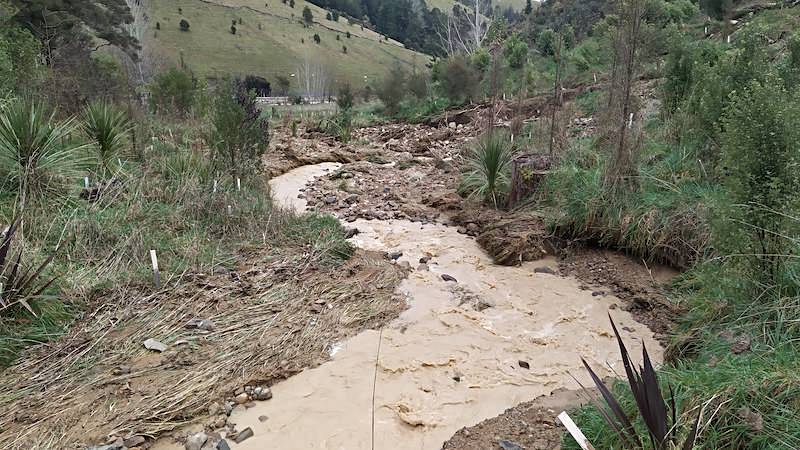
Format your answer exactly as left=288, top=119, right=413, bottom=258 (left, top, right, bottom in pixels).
left=157, top=163, right=662, bottom=450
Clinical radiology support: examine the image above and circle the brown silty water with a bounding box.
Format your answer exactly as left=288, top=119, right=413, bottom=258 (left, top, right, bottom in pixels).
left=156, top=163, right=663, bottom=450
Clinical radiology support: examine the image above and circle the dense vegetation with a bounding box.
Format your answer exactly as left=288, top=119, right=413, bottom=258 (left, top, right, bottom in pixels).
left=0, top=0, right=354, bottom=368
left=370, top=0, right=800, bottom=448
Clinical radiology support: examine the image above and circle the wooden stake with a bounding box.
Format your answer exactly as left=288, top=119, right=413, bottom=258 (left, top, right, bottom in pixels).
left=558, top=412, right=595, bottom=450
left=150, top=250, right=161, bottom=289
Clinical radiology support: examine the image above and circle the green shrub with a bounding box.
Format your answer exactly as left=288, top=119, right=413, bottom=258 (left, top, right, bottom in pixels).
left=406, top=71, right=429, bottom=99
left=336, top=82, right=354, bottom=111
left=716, top=73, right=800, bottom=290
left=149, top=68, right=197, bottom=117
left=439, top=55, right=479, bottom=104
left=377, top=67, right=406, bottom=114
left=471, top=47, right=492, bottom=72
left=503, top=34, right=529, bottom=69
left=210, top=78, right=269, bottom=177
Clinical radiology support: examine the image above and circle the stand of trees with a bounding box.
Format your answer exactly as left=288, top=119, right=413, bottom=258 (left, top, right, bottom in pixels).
left=307, top=0, right=449, bottom=56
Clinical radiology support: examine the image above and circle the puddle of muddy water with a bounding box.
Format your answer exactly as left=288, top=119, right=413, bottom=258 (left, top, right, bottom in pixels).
left=155, top=163, right=663, bottom=450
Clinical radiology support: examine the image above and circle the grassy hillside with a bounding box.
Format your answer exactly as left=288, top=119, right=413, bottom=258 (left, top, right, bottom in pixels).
left=148, top=0, right=430, bottom=89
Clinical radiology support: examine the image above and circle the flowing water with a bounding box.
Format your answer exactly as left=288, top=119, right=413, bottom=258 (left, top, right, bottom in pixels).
left=157, top=163, right=663, bottom=450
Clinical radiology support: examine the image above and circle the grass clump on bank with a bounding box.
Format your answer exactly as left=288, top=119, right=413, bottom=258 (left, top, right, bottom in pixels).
left=0, top=78, right=356, bottom=368
left=558, top=23, right=800, bottom=450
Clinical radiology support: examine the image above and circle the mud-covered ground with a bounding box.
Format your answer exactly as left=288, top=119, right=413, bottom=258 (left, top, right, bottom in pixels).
left=443, top=389, right=586, bottom=450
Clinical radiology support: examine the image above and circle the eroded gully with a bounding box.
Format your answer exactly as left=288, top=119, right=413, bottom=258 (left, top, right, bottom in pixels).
left=164, top=162, right=663, bottom=450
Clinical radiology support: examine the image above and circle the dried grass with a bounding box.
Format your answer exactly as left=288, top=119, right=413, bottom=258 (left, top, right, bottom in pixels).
left=0, top=247, right=406, bottom=449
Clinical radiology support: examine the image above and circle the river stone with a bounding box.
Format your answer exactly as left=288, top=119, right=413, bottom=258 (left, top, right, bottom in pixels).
left=234, top=393, right=249, bottom=404
left=441, top=274, right=457, bottom=283
left=124, top=436, right=146, bottom=447
left=252, top=386, right=272, bottom=401
left=143, top=338, right=167, bottom=352
left=186, top=318, right=215, bottom=331
left=184, top=432, right=208, bottom=450
left=388, top=251, right=403, bottom=260
left=534, top=267, right=556, bottom=275
left=216, top=440, right=231, bottom=450
left=232, top=427, right=254, bottom=444
left=498, top=439, right=524, bottom=450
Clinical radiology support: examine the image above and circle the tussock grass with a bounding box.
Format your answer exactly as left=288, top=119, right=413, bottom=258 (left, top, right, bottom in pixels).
left=0, top=117, right=356, bottom=367
left=556, top=120, right=800, bottom=450
left=543, top=133, right=714, bottom=269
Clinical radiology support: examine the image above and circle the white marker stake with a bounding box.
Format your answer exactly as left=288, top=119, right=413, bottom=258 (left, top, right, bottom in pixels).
left=150, top=250, right=161, bottom=289
left=227, top=205, right=232, bottom=216
left=727, top=35, right=731, bottom=44
left=236, top=178, right=241, bottom=191
left=118, top=158, right=123, bottom=167
left=558, top=412, right=595, bottom=450
left=628, top=113, right=634, bottom=128
left=84, top=177, right=90, bottom=189
left=213, top=180, right=218, bottom=193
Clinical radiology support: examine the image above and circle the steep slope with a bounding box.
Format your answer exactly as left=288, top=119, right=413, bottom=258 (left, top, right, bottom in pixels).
left=148, top=0, right=429, bottom=87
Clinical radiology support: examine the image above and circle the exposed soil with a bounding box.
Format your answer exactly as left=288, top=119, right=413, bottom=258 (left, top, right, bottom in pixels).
left=557, top=246, right=681, bottom=343
left=443, top=389, right=586, bottom=450
left=299, top=123, right=476, bottom=224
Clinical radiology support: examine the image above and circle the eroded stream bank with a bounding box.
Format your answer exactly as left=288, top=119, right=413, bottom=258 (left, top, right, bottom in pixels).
left=157, top=163, right=663, bottom=449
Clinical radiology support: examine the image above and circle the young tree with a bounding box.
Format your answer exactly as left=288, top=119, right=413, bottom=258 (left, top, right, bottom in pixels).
left=210, top=78, right=269, bottom=177
left=149, top=67, right=196, bottom=116
left=524, top=0, right=533, bottom=15
left=717, top=74, right=800, bottom=287
left=377, top=67, right=407, bottom=113
left=604, top=0, right=646, bottom=190
left=275, top=74, right=291, bottom=95
left=548, top=31, right=565, bottom=156
left=336, top=82, right=354, bottom=111
left=503, top=34, right=529, bottom=69
left=302, top=6, right=313, bottom=25
left=439, top=55, right=479, bottom=103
